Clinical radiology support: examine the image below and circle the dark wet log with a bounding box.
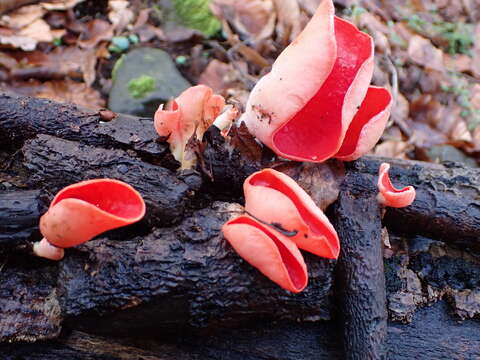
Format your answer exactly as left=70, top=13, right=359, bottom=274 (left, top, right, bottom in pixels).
left=0, top=189, right=45, bottom=249
left=0, top=203, right=335, bottom=342
left=0, top=257, right=61, bottom=343
left=21, top=134, right=194, bottom=228
left=348, top=157, right=480, bottom=252
left=1, top=302, right=479, bottom=360
left=0, top=93, right=166, bottom=157
left=334, top=172, right=387, bottom=360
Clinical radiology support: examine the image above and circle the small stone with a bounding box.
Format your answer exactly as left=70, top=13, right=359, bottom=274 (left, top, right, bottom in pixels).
left=108, top=48, right=191, bottom=117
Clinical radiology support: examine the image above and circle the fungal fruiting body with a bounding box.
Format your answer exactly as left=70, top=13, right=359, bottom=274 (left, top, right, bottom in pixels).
left=223, top=215, right=308, bottom=293
left=377, top=163, right=416, bottom=208
left=222, top=169, right=339, bottom=292
left=244, top=169, right=340, bottom=259
left=240, top=0, right=392, bottom=162
left=154, top=84, right=225, bottom=169
left=33, top=179, right=146, bottom=260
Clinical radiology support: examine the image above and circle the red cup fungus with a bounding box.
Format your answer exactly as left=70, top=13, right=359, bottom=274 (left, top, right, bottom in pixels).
left=222, top=169, right=339, bottom=292
left=244, top=169, right=340, bottom=259
left=33, top=179, right=146, bottom=261
left=154, top=84, right=225, bottom=169
left=223, top=215, right=308, bottom=293
left=377, top=163, right=416, bottom=208
left=240, top=0, right=392, bottom=162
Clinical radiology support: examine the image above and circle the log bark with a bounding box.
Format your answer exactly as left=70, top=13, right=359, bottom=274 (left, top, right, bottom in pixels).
left=1, top=93, right=480, bottom=358
left=0, top=203, right=334, bottom=342
left=0, top=189, right=45, bottom=249
left=347, top=158, right=480, bottom=252
left=0, top=93, right=167, bottom=158
left=334, top=172, right=387, bottom=359
left=1, top=302, right=479, bottom=360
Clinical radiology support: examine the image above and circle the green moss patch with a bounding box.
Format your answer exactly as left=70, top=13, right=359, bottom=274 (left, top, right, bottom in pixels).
left=128, top=75, right=156, bottom=99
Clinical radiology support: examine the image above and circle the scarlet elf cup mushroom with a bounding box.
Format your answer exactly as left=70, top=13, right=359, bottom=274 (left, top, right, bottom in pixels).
left=33, top=179, right=146, bottom=261
left=154, top=84, right=226, bottom=170
left=222, top=169, right=339, bottom=292
left=240, top=0, right=392, bottom=162
left=377, top=163, right=416, bottom=208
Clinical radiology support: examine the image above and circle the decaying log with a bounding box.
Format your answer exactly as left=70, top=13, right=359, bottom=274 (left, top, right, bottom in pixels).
left=1, top=302, right=479, bottom=360
left=0, top=93, right=166, bottom=158
left=0, top=203, right=335, bottom=342
left=22, top=134, right=195, bottom=227
left=347, top=158, right=480, bottom=252
left=1, top=93, right=480, bottom=359
left=334, top=172, right=387, bottom=359
left=0, top=189, right=45, bottom=248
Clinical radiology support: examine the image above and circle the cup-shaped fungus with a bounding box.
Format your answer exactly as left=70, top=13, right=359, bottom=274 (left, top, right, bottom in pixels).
left=154, top=84, right=225, bottom=169
left=33, top=179, right=146, bottom=260
left=240, top=0, right=392, bottom=162
left=222, top=215, right=308, bottom=293
left=244, top=169, right=340, bottom=259
left=377, top=163, right=416, bottom=208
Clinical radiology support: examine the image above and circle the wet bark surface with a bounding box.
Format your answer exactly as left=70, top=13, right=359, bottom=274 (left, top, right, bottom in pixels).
left=0, top=302, right=479, bottom=360
left=334, top=172, right=387, bottom=360
left=1, top=94, right=480, bottom=358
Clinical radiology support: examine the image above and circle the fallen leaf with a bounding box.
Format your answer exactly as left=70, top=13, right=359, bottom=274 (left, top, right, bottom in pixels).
left=472, top=24, right=480, bottom=79
left=272, top=0, right=301, bottom=45
left=229, top=122, right=263, bottom=162
left=276, top=161, right=345, bottom=211
left=297, top=0, right=321, bottom=15
left=211, top=0, right=276, bottom=43
left=374, top=140, right=412, bottom=159
left=40, top=0, right=85, bottom=11
left=77, top=19, right=114, bottom=48
left=198, top=59, right=238, bottom=94
left=0, top=5, right=45, bottom=29
left=0, top=31, right=37, bottom=51
left=1, top=79, right=104, bottom=109
left=108, top=0, right=134, bottom=33
left=11, top=46, right=96, bottom=85
left=36, top=79, right=104, bottom=109
left=408, top=35, right=444, bottom=71
left=444, top=54, right=472, bottom=73
left=19, top=18, right=64, bottom=43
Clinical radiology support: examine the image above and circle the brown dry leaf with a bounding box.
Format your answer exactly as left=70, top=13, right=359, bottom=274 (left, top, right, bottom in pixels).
left=444, top=54, right=472, bottom=73
left=408, top=35, right=444, bottom=72
left=229, top=122, right=263, bottom=162
left=220, top=20, right=270, bottom=68
left=277, top=161, right=345, bottom=211
left=409, top=121, right=448, bottom=148
left=2, top=79, right=104, bottom=109
left=199, top=59, right=239, bottom=95
left=357, top=12, right=390, bottom=53
left=0, top=5, right=45, bottom=29
left=12, top=46, right=96, bottom=85
left=272, top=0, right=301, bottom=45
left=471, top=126, right=480, bottom=151
left=78, top=19, right=114, bottom=49
left=19, top=18, right=65, bottom=43
left=297, top=0, right=321, bottom=15
left=463, top=0, right=480, bottom=22
left=0, top=28, right=37, bottom=51
left=472, top=24, right=480, bottom=79
left=37, top=79, right=104, bottom=109
left=108, top=0, right=134, bottom=33
left=374, top=140, right=412, bottom=159
left=211, top=0, right=276, bottom=43
left=471, top=84, right=480, bottom=109
left=40, top=0, right=85, bottom=11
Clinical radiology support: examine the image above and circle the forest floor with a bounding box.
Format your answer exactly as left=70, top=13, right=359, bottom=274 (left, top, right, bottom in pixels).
left=0, top=0, right=479, bottom=165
